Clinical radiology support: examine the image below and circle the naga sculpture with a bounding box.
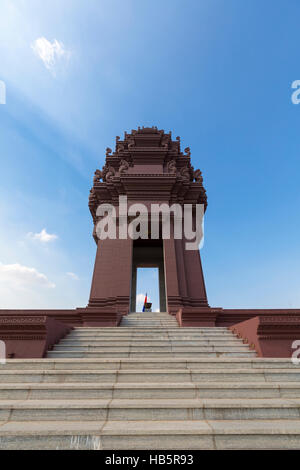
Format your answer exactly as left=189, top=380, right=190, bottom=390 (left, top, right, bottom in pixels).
left=104, top=166, right=116, bottom=182
left=119, top=159, right=129, bottom=175
left=184, top=147, right=191, bottom=158
left=167, top=160, right=177, bottom=175
left=180, top=166, right=191, bottom=182
left=193, top=169, right=203, bottom=183
left=93, top=169, right=103, bottom=184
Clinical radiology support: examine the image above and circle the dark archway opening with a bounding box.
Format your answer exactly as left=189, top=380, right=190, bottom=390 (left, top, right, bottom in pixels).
left=130, top=239, right=167, bottom=313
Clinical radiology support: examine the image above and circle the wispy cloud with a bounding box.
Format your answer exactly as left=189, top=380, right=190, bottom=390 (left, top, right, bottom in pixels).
left=27, top=228, right=58, bottom=243
left=66, top=272, right=79, bottom=280
left=31, top=37, right=70, bottom=75
left=0, top=262, right=55, bottom=289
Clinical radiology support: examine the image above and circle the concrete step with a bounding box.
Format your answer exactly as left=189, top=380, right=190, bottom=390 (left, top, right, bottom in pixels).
left=67, top=331, right=236, bottom=335
left=70, top=328, right=234, bottom=332
left=57, top=340, right=245, bottom=347
left=122, top=319, right=177, bottom=323
left=124, top=314, right=171, bottom=316
left=70, top=331, right=232, bottom=337
left=2, top=382, right=300, bottom=400
left=71, top=327, right=230, bottom=332
left=123, top=316, right=176, bottom=319
left=119, top=325, right=179, bottom=328
left=47, top=351, right=256, bottom=358
left=3, top=358, right=296, bottom=370
left=52, top=344, right=250, bottom=351
left=1, top=368, right=299, bottom=383
left=121, top=321, right=177, bottom=323
left=121, top=318, right=176, bottom=321
left=123, top=312, right=171, bottom=315
left=122, top=321, right=176, bottom=323
left=1, top=420, right=300, bottom=449
left=67, top=334, right=237, bottom=340
left=120, top=323, right=178, bottom=327
left=0, top=398, right=300, bottom=421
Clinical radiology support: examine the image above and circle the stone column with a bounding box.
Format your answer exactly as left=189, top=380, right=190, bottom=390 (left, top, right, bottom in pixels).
left=183, top=241, right=208, bottom=307
left=158, top=261, right=167, bottom=312
left=163, top=235, right=182, bottom=314
left=88, top=237, right=133, bottom=315
left=130, top=266, right=137, bottom=312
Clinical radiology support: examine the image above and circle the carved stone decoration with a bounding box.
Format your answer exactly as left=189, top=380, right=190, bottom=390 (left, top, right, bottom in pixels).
left=128, top=138, right=135, bottom=149
left=116, top=136, right=125, bottom=153
left=101, top=164, right=108, bottom=181
left=184, top=147, right=191, bottom=157
left=161, top=136, right=169, bottom=149
left=89, top=187, right=94, bottom=199
left=106, top=147, right=112, bottom=157
left=93, top=169, right=103, bottom=184
left=105, top=166, right=116, bottom=182
left=167, top=160, right=177, bottom=175
left=193, top=169, right=203, bottom=183
left=119, top=159, right=129, bottom=175
left=117, top=143, right=125, bottom=153
left=180, top=165, right=191, bottom=182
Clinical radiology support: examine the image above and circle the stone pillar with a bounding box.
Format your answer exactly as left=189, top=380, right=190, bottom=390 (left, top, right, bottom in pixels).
left=158, top=262, right=167, bottom=312
left=175, top=238, right=188, bottom=302
left=130, top=266, right=137, bottom=312
left=163, top=236, right=182, bottom=314
left=88, top=237, right=133, bottom=315
left=183, top=242, right=208, bottom=307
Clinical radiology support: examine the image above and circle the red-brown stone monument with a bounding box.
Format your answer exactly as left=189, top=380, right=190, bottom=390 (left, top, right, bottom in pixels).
left=87, top=126, right=208, bottom=318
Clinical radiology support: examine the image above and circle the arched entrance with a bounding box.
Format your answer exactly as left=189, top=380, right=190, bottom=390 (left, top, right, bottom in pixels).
left=130, top=239, right=167, bottom=312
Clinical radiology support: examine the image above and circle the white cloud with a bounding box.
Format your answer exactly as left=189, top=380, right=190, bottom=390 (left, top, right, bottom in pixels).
left=27, top=228, right=58, bottom=243
left=31, top=37, right=70, bottom=75
left=136, top=293, right=150, bottom=305
left=0, top=262, right=55, bottom=289
left=66, top=272, right=79, bottom=281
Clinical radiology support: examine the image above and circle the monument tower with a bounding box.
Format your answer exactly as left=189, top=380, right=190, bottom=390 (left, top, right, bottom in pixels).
left=87, top=127, right=208, bottom=318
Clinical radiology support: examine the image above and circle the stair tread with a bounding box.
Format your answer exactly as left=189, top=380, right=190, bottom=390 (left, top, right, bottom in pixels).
left=0, top=381, right=299, bottom=388
left=0, top=368, right=299, bottom=374
left=3, top=357, right=294, bottom=363
left=1, top=419, right=300, bottom=435
left=1, top=398, right=300, bottom=408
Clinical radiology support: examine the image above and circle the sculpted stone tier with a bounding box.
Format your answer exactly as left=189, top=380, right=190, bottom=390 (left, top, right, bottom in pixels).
left=89, top=127, right=207, bottom=228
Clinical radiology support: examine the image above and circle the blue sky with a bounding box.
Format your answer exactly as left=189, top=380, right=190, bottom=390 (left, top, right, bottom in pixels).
left=0, top=0, right=300, bottom=310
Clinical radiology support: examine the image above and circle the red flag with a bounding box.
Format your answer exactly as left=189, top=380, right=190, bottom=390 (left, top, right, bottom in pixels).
left=142, top=293, right=147, bottom=312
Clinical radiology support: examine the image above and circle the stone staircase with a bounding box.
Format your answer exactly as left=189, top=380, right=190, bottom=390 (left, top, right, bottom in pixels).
left=47, top=312, right=256, bottom=359
left=0, top=312, right=299, bottom=449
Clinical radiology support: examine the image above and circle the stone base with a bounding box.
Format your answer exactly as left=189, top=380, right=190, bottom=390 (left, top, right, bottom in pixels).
left=1, top=307, right=300, bottom=357
left=176, top=308, right=220, bottom=327
left=0, top=316, right=71, bottom=359
left=176, top=307, right=300, bottom=357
